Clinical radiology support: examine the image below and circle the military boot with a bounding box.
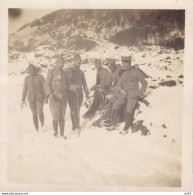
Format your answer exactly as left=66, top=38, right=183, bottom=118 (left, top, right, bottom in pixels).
left=59, top=119, right=65, bottom=137
left=71, top=111, right=77, bottom=131
left=33, top=114, right=39, bottom=131
left=120, top=113, right=133, bottom=135
left=123, top=113, right=133, bottom=130
left=106, top=124, right=119, bottom=131
left=53, top=120, right=58, bottom=137
left=39, top=113, right=45, bottom=131
left=105, top=110, right=119, bottom=131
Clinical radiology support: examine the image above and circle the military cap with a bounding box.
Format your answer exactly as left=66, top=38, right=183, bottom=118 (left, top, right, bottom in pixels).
left=26, top=63, right=41, bottom=73
left=74, top=53, right=81, bottom=60
left=121, top=56, right=132, bottom=62
left=28, top=63, right=36, bottom=69
left=106, top=58, right=116, bottom=64
left=94, top=58, right=101, bottom=65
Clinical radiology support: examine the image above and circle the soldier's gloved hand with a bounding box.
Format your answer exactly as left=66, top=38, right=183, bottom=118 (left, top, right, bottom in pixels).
left=106, top=93, right=113, bottom=100
left=44, top=97, right=48, bottom=104
left=139, top=90, right=145, bottom=98
left=49, top=93, right=54, bottom=100
left=21, top=100, right=26, bottom=108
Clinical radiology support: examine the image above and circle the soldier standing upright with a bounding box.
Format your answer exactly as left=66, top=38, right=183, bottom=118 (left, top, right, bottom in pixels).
left=117, top=56, right=148, bottom=134
left=45, top=55, right=67, bottom=137
left=83, top=58, right=109, bottom=118
left=21, top=63, right=47, bottom=131
left=65, top=54, right=89, bottom=131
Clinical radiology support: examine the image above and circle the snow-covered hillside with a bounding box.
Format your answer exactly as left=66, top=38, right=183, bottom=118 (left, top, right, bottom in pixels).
left=7, top=44, right=183, bottom=187
left=8, top=10, right=185, bottom=54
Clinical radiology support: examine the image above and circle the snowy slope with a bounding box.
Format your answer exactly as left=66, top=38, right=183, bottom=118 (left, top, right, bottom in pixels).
left=8, top=10, right=185, bottom=54
left=7, top=46, right=183, bottom=187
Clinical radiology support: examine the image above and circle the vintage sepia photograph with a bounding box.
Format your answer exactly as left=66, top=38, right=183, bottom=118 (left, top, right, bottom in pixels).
left=5, top=6, right=190, bottom=190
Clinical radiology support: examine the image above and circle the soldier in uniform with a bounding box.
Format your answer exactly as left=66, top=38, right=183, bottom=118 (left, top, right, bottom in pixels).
left=115, top=56, right=148, bottom=134
left=106, top=58, right=123, bottom=89
left=83, top=58, right=109, bottom=118
left=21, top=63, right=47, bottom=131
left=105, top=58, right=124, bottom=128
left=45, top=55, right=67, bottom=137
left=65, top=54, right=89, bottom=131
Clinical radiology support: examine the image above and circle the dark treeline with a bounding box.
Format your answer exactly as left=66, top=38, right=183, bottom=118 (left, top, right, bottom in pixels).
left=109, top=10, right=185, bottom=50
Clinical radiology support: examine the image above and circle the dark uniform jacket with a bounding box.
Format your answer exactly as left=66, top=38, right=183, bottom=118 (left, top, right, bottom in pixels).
left=65, top=67, right=89, bottom=95
left=45, top=67, right=67, bottom=98
left=118, top=66, right=148, bottom=99
left=22, top=74, right=46, bottom=102
left=95, top=67, right=109, bottom=90
left=107, top=65, right=123, bottom=93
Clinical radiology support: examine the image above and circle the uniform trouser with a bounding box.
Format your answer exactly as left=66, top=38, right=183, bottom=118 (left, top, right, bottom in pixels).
left=108, top=92, right=125, bottom=125
left=84, top=89, right=104, bottom=116
left=49, top=97, right=67, bottom=136
left=111, top=94, right=138, bottom=128
left=67, top=89, right=83, bottom=130
left=29, top=100, right=44, bottom=130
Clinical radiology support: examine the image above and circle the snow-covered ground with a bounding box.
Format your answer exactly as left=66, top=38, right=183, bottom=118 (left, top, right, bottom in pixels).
left=7, top=46, right=183, bottom=187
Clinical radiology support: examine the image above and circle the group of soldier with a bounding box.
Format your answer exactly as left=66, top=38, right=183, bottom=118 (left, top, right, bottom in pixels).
left=21, top=53, right=148, bottom=138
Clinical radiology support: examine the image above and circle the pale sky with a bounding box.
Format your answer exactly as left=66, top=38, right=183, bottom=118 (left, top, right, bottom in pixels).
left=8, top=9, right=57, bottom=34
